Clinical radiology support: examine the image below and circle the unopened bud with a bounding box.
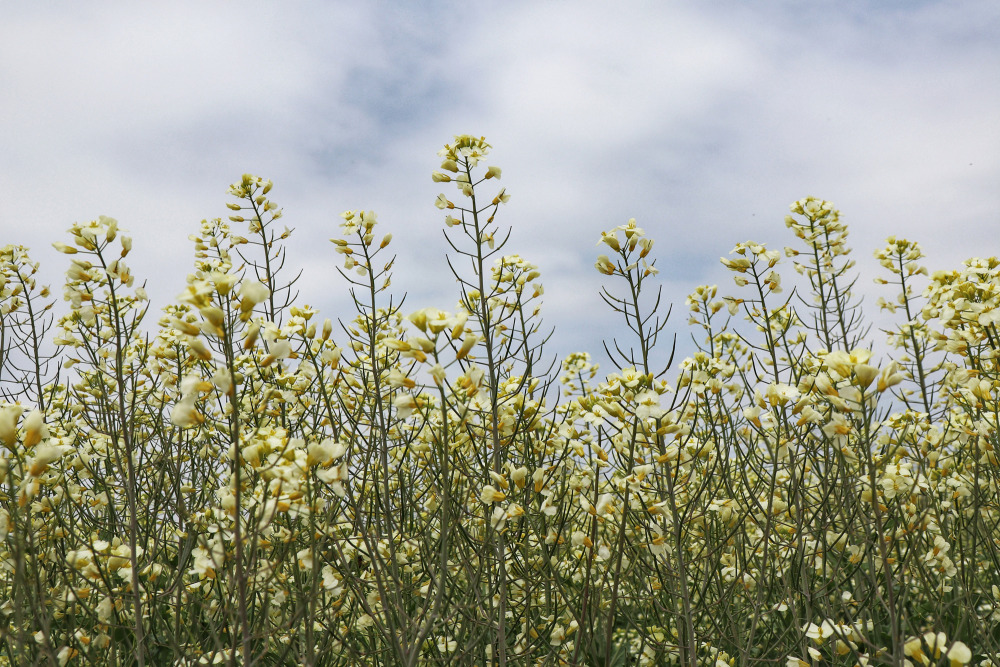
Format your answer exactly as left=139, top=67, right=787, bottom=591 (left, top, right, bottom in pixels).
left=243, top=322, right=260, bottom=350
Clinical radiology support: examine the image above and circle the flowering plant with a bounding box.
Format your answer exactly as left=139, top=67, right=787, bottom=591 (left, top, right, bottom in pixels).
left=0, top=138, right=997, bottom=667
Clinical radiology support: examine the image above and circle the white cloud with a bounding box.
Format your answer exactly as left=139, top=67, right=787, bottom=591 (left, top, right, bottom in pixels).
left=1, top=1, right=997, bottom=376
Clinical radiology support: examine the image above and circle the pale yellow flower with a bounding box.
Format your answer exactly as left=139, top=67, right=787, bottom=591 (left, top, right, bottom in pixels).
left=480, top=485, right=506, bottom=503
left=22, top=409, right=45, bottom=448
left=0, top=405, right=23, bottom=447
left=28, top=443, right=67, bottom=477
left=240, top=279, right=270, bottom=304
left=394, top=394, right=417, bottom=419
left=946, top=641, right=972, bottom=667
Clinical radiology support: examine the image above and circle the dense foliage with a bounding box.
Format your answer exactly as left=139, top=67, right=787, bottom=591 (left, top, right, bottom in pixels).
left=1, top=136, right=998, bottom=667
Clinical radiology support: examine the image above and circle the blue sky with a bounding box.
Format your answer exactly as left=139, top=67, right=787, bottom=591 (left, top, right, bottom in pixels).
left=2, top=1, right=998, bottom=372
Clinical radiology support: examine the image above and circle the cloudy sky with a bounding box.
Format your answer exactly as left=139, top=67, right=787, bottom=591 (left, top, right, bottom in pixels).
left=2, top=1, right=998, bottom=374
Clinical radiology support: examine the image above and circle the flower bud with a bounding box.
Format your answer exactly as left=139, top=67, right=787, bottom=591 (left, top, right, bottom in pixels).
left=456, top=334, right=477, bottom=360
left=243, top=322, right=260, bottom=350
left=170, top=317, right=201, bottom=336
left=103, top=217, right=118, bottom=242
left=853, top=364, right=879, bottom=390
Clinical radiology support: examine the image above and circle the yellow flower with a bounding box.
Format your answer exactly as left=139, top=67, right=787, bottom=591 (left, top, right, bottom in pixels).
left=877, top=361, right=905, bottom=392
left=510, top=466, right=528, bottom=489
left=595, top=255, right=616, bottom=275
left=765, top=383, right=800, bottom=406
left=823, top=348, right=871, bottom=379
left=595, top=493, right=615, bottom=516
left=386, top=369, right=416, bottom=389
left=394, top=394, right=417, bottom=419
left=598, top=232, right=621, bottom=252
left=57, top=646, right=79, bottom=666
left=28, top=443, right=66, bottom=476
left=240, top=279, right=270, bottom=305
left=408, top=307, right=437, bottom=333
left=429, top=364, right=447, bottom=386
left=946, top=641, right=972, bottom=667
left=456, top=334, right=478, bottom=360
left=0, top=405, right=24, bottom=447
left=720, top=257, right=752, bottom=272
left=853, top=364, right=879, bottom=389
left=170, top=398, right=201, bottom=428
left=480, top=485, right=506, bottom=503
left=52, top=242, right=78, bottom=254
left=22, top=409, right=45, bottom=448
left=186, top=337, right=213, bottom=361
left=306, top=438, right=343, bottom=467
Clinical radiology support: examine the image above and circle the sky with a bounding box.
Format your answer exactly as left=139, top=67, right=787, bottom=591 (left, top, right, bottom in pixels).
left=2, top=1, right=998, bottom=376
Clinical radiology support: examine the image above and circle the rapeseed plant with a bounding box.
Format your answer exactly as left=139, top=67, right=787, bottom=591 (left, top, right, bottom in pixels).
left=0, top=138, right=997, bottom=667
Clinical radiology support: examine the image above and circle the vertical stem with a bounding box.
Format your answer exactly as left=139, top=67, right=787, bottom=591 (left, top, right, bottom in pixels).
left=223, top=309, right=250, bottom=666
left=102, top=256, right=146, bottom=667
left=465, top=160, right=509, bottom=666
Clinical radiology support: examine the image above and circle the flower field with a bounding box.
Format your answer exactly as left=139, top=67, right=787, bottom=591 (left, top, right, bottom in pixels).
left=1, top=135, right=998, bottom=666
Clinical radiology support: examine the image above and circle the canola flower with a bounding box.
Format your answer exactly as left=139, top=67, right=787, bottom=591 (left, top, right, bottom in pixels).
left=0, top=143, right=996, bottom=667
